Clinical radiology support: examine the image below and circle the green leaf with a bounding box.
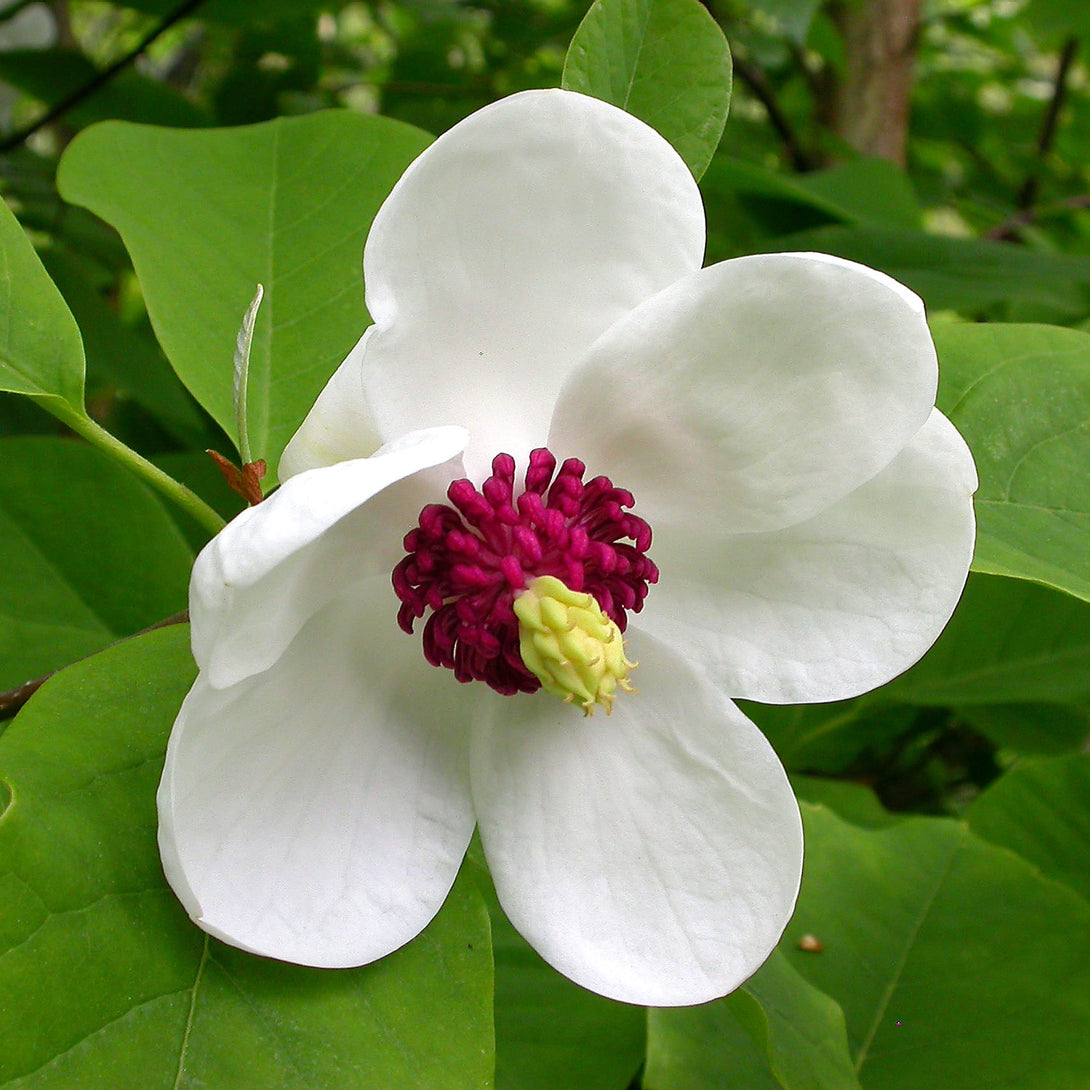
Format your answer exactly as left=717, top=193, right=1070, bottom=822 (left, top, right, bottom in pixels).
left=648, top=950, right=860, bottom=1090
left=1023, top=0, right=1090, bottom=41
left=733, top=951, right=862, bottom=1090
left=784, top=804, right=1090, bottom=1090
left=0, top=628, right=495, bottom=1088
left=562, top=0, right=732, bottom=180
left=746, top=0, right=822, bottom=44
left=790, top=775, right=900, bottom=829
left=968, top=753, right=1090, bottom=903
left=0, top=437, right=193, bottom=691
left=0, top=196, right=86, bottom=416
left=955, top=703, right=1090, bottom=756
left=469, top=853, right=643, bottom=1090
left=754, top=225, right=1090, bottom=312
left=742, top=698, right=915, bottom=774
left=646, top=1000, right=782, bottom=1090
left=885, top=573, right=1090, bottom=705
left=0, top=49, right=209, bottom=128
left=934, top=322, right=1090, bottom=604
left=39, top=246, right=210, bottom=447
left=57, top=111, right=433, bottom=480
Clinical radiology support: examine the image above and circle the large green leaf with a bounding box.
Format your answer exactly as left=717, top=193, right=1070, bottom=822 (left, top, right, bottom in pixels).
left=968, top=754, right=1090, bottom=903
left=57, top=111, right=433, bottom=480
left=0, top=437, right=193, bottom=692
left=885, top=573, right=1090, bottom=705
left=0, top=628, right=495, bottom=1088
left=40, top=246, right=210, bottom=447
left=705, top=156, right=921, bottom=234
left=754, top=225, right=1090, bottom=312
left=647, top=950, right=861, bottom=1090
left=646, top=1000, right=782, bottom=1090
left=746, top=0, right=823, bottom=44
left=954, top=702, right=1090, bottom=756
left=934, top=322, right=1090, bottom=604
left=469, top=855, right=643, bottom=1090
left=0, top=196, right=86, bottom=417
left=562, top=0, right=731, bottom=180
left=783, top=805, right=1090, bottom=1090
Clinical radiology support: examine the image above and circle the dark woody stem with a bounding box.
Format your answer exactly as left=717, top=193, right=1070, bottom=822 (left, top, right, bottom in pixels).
left=0, top=610, right=190, bottom=722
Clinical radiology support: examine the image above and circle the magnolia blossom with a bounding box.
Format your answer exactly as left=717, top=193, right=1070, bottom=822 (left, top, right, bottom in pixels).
left=157, top=89, right=977, bottom=1006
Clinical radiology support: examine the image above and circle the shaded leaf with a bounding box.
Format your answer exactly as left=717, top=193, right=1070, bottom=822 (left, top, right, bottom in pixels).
left=886, top=573, right=1090, bottom=705
left=968, top=753, right=1090, bottom=903
left=0, top=437, right=193, bottom=691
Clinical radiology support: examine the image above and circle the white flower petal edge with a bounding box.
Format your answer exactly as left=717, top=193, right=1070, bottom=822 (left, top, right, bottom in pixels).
left=159, top=576, right=478, bottom=968
left=550, top=252, right=938, bottom=535
left=280, top=328, right=382, bottom=481
left=192, top=426, right=467, bottom=690
left=353, top=88, right=706, bottom=481
left=471, top=633, right=803, bottom=1006
left=640, top=410, right=978, bottom=704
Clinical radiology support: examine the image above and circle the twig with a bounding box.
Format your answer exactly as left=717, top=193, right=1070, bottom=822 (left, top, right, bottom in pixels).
left=1016, top=35, right=1078, bottom=213
left=0, top=610, right=190, bottom=721
left=733, top=54, right=815, bottom=172
left=985, top=192, right=1090, bottom=240
left=0, top=0, right=206, bottom=154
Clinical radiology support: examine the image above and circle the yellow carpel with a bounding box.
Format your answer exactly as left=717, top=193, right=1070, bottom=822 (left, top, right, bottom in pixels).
left=513, top=575, right=636, bottom=716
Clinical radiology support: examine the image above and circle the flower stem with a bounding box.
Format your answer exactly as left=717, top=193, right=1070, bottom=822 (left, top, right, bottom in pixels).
left=52, top=403, right=227, bottom=537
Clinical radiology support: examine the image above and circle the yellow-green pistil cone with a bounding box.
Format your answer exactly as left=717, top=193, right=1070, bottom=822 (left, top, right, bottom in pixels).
left=513, top=575, right=636, bottom=716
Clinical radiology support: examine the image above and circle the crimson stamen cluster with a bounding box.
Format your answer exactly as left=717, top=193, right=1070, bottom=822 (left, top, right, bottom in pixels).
left=392, top=448, right=658, bottom=695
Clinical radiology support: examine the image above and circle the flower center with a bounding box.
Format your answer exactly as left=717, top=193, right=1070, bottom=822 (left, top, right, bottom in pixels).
left=392, top=448, right=657, bottom=706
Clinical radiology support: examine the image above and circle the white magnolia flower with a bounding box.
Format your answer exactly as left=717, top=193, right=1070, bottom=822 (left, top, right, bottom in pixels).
left=157, top=89, right=977, bottom=1006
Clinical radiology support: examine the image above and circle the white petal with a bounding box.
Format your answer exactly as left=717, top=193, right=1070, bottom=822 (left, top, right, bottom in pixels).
left=159, top=578, right=478, bottom=968
left=279, top=329, right=382, bottom=479
left=471, top=633, right=803, bottom=1006
left=550, top=252, right=938, bottom=534
left=640, top=410, right=978, bottom=704
left=192, top=425, right=467, bottom=689
left=358, top=88, right=705, bottom=480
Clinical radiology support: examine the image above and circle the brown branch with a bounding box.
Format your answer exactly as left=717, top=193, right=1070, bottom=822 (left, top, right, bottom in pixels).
left=733, top=55, right=815, bottom=172
left=0, top=0, right=206, bottom=154
left=1016, top=36, right=1079, bottom=212
left=0, top=610, right=189, bottom=721
left=985, top=192, right=1090, bottom=241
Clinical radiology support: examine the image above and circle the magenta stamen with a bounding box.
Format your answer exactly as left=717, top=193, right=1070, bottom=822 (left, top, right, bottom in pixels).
left=392, top=448, right=658, bottom=696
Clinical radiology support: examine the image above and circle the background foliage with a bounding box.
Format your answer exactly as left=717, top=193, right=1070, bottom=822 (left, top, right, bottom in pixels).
left=1, top=0, right=1089, bottom=1086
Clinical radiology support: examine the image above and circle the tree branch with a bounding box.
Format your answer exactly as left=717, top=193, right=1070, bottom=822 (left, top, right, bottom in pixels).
left=733, top=54, right=815, bottom=172
left=0, top=0, right=206, bottom=154
left=0, top=610, right=190, bottom=721
left=985, top=192, right=1090, bottom=241
left=1016, top=36, right=1078, bottom=213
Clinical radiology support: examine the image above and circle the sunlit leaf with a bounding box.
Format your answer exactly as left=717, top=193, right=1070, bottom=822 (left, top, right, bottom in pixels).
left=562, top=0, right=731, bottom=179
left=57, top=111, right=433, bottom=481
left=784, top=804, right=1090, bottom=1090
left=648, top=950, right=862, bottom=1090
left=0, top=197, right=86, bottom=417
left=0, top=627, right=495, bottom=1088
left=935, top=322, right=1090, bottom=604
